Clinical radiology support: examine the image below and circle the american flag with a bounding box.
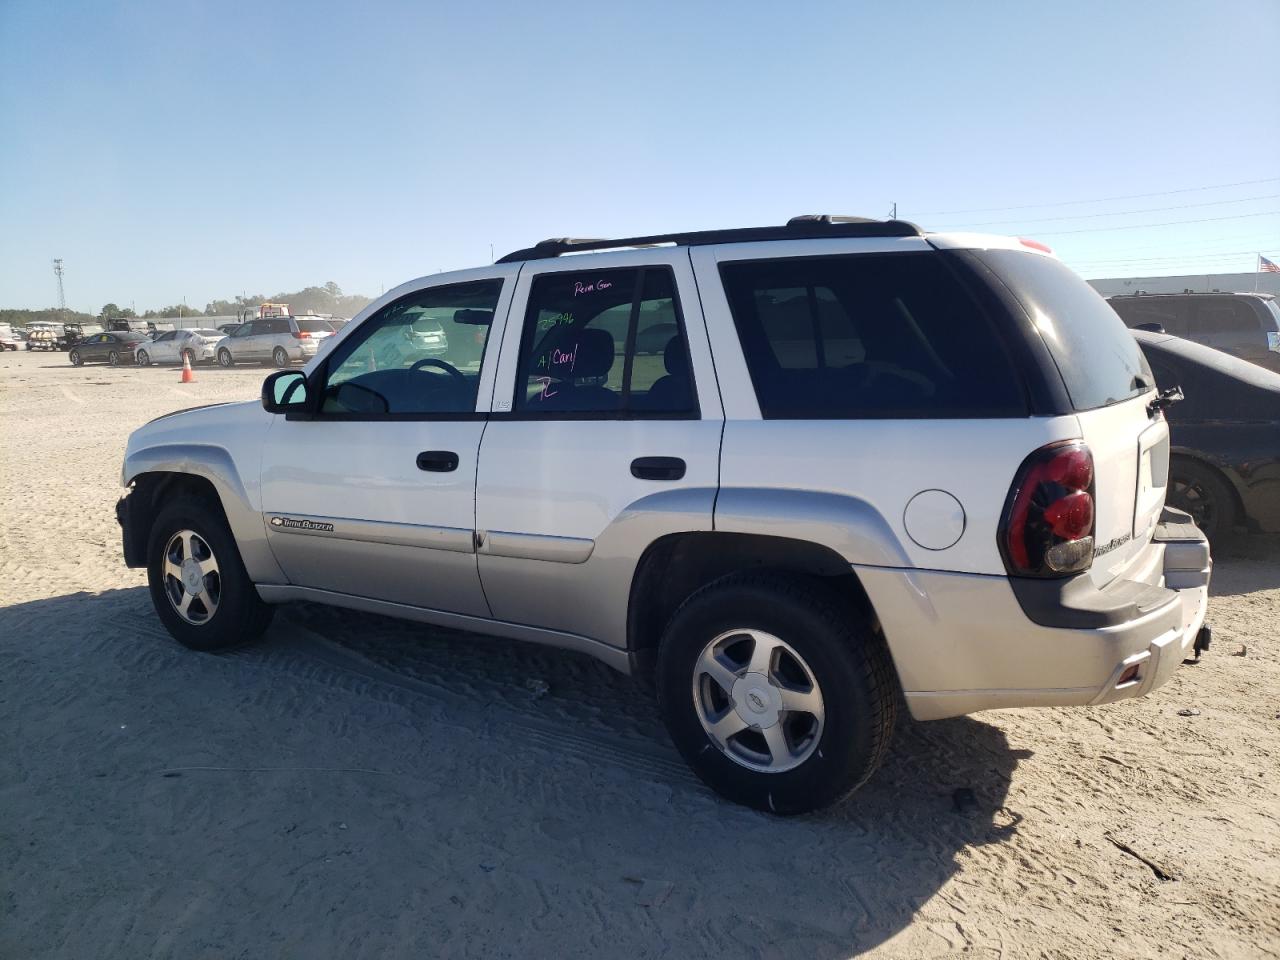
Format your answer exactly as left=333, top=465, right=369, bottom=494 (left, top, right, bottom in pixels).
left=1262, top=255, right=1280, bottom=273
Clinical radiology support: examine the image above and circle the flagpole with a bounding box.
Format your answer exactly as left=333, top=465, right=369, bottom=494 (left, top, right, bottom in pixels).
left=1257, top=254, right=1261, bottom=294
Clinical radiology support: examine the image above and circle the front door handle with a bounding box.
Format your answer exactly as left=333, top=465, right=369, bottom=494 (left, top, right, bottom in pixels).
left=631, top=456, right=686, bottom=481
left=417, top=450, right=459, bottom=472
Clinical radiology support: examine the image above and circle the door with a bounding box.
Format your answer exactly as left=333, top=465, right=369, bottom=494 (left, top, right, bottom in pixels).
left=80, top=334, right=106, bottom=361
left=475, top=251, right=723, bottom=641
left=225, top=321, right=256, bottom=361
left=259, top=267, right=519, bottom=615
left=150, top=332, right=178, bottom=362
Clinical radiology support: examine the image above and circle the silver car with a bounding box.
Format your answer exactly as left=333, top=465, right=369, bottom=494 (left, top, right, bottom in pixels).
left=136, top=329, right=225, bottom=366
left=215, top=316, right=334, bottom=368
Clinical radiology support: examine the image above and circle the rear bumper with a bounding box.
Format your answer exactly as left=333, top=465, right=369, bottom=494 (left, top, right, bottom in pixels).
left=861, top=507, right=1211, bottom=721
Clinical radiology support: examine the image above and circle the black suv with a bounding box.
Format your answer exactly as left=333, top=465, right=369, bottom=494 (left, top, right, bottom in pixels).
left=1109, top=292, right=1280, bottom=374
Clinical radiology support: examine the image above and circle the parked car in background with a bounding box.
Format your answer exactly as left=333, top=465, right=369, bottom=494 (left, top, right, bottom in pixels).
left=217, top=323, right=243, bottom=336
left=68, top=331, right=150, bottom=366
left=215, top=316, right=334, bottom=368
left=327, top=318, right=349, bottom=332
left=1134, top=329, right=1280, bottom=540
left=136, top=329, right=226, bottom=366
left=1110, top=292, right=1280, bottom=374
left=0, top=323, right=19, bottom=351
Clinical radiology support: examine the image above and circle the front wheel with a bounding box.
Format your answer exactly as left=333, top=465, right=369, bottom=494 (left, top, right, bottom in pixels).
left=147, top=496, right=274, bottom=651
left=217, top=349, right=234, bottom=368
left=658, top=573, right=897, bottom=815
left=69, top=349, right=83, bottom=366
left=136, top=349, right=150, bottom=366
left=272, top=346, right=290, bottom=368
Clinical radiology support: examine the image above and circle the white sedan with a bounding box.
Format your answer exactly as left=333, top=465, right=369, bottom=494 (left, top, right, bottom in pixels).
left=135, top=329, right=226, bottom=366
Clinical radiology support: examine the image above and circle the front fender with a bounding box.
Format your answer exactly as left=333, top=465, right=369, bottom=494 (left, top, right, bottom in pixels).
left=123, top=442, right=284, bottom=584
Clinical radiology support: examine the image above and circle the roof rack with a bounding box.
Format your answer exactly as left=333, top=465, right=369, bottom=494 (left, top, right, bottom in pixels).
left=496, top=215, right=924, bottom=263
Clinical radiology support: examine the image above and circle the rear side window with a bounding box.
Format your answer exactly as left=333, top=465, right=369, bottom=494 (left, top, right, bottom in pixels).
left=1191, top=298, right=1262, bottom=334
left=978, top=250, right=1153, bottom=411
left=514, top=267, right=696, bottom=415
left=719, top=252, right=1026, bottom=419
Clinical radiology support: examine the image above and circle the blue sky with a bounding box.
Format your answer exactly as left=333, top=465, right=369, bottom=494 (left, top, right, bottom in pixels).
left=1, top=0, right=1277, bottom=313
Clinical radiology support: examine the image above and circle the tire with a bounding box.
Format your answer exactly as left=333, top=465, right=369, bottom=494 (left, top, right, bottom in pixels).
left=217, top=349, right=234, bottom=368
left=146, top=495, right=274, bottom=651
left=272, top=346, right=289, bottom=368
left=1168, top=458, right=1237, bottom=542
left=657, top=572, right=897, bottom=815
left=107, top=350, right=120, bottom=366
left=136, top=349, right=150, bottom=367
left=182, top=348, right=195, bottom=365
left=69, top=349, right=83, bottom=366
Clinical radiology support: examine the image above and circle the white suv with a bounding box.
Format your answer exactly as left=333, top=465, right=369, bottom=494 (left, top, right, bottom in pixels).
left=215, top=315, right=334, bottom=368
left=117, top=217, right=1212, bottom=814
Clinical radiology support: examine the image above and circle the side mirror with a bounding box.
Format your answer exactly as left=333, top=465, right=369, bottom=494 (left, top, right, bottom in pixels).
left=262, top=370, right=309, bottom=414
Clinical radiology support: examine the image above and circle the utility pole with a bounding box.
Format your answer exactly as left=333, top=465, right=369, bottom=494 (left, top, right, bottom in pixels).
left=889, top=202, right=897, bottom=220
left=52, top=259, right=67, bottom=324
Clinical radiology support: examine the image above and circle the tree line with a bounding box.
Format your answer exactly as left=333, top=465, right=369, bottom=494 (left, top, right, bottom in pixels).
left=1, top=282, right=372, bottom=327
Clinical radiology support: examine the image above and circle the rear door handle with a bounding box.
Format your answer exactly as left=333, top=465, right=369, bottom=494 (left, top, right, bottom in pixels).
left=631, top=456, right=686, bottom=481
left=417, top=450, right=459, bottom=472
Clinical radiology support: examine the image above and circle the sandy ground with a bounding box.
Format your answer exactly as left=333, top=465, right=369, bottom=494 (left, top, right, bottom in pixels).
left=0, top=347, right=1277, bottom=960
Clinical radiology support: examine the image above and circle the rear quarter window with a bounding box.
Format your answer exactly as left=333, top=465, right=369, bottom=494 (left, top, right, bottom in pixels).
left=718, top=252, right=1027, bottom=419
left=977, top=250, right=1153, bottom=411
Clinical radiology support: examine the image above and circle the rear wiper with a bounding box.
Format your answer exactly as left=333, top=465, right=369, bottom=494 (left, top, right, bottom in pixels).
left=1148, top=385, right=1184, bottom=417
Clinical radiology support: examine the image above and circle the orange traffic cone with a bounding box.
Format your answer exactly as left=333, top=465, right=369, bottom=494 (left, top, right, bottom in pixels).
left=180, top=353, right=195, bottom=383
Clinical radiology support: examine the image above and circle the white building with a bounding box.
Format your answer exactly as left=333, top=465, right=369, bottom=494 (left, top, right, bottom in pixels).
left=1088, top=272, right=1280, bottom=297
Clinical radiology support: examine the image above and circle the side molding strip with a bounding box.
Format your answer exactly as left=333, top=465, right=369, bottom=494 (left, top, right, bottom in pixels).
left=264, top=513, right=475, bottom=554
left=478, top=529, right=595, bottom=564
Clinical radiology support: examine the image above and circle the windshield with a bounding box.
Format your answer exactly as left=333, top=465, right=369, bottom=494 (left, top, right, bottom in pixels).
left=977, top=250, right=1154, bottom=411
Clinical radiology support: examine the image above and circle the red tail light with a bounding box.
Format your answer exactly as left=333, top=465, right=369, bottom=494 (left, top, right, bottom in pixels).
left=1000, top=441, right=1095, bottom=577
left=293, top=331, right=312, bottom=339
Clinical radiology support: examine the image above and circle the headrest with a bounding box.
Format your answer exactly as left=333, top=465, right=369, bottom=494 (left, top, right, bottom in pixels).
left=454, top=309, right=493, bottom=325
left=663, top=336, right=688, bottom=376
left=545, top=327, right=614, bottom=380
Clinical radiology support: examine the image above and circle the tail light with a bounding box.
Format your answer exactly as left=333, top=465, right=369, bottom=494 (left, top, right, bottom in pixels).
left=999, top=440, right=1095, bottom=577
left=293, top=331, right=312, bottom=339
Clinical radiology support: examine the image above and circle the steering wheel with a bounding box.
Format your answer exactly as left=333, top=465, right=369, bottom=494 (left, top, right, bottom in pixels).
left=408, top=357, right=464, bottom=381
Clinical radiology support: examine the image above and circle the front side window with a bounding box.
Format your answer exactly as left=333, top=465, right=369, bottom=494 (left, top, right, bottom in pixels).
left=514, top=267, right=695, bottom=415
left=232, top=322, right=255, bottom=338
left=320, top=279, right=502, bottom=415
left=721, top=253, right=1026, bottom=418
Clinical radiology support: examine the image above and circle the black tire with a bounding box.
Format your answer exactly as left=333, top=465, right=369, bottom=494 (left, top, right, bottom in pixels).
left=657, top=572, right=897, bottom=815
left=107, top=350, right=120, bottom=366
left=272, top=346, right=289, bottom=368
left=68, top=349, right=83, bottom=366
left=136, top=349, right=150, bottom=367
left=182, top=348, right=195, bottom=365
left=146, top=495, right=274, bottom=651
left=217, top=349, right=234, bottom=368
left=1168, top=457, right=1236, bottom=541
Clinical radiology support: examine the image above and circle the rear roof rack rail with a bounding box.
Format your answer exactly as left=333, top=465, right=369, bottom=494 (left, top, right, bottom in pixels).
left=496, top=215, right=924, bottom=263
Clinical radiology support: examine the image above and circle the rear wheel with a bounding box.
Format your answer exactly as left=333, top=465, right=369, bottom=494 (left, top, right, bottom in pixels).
left=182, top=348, right=195, bottom=365
left=217, top=348, right=234, bottom=368
left=69, top=349, right=83, bottom=366
left=107, top=350, right=120, bottom=366
left=272, top=346, right=289, bottom=368
left=147, top=496, right=274, bottom=651
left=657, top=572, right=897, bottom=814
left=136, top=349, right=150, bottom=366
left=1168, top=457, right=1236, bottom=541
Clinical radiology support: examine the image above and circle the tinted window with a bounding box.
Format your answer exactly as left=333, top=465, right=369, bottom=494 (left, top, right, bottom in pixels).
left=296, top=318, right=333, bottom=334
left=321, top=279, right=502, bottom=415
left=979, top=250, right=1152, bottom=411
left=1109, top=297, right=1191, bottom=336
left=515, top=267, right=695, bottom=414
left=719, top=253, right=1025, bottom=419
left=232, top=322, right=255, bottom=337
left=1191, top=298, right=1261, bottom=334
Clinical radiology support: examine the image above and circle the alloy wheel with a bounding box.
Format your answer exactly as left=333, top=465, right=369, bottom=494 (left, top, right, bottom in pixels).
left=162, top=529, right=222, bottom=625
left=692, top=629, right=825, bottom=773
